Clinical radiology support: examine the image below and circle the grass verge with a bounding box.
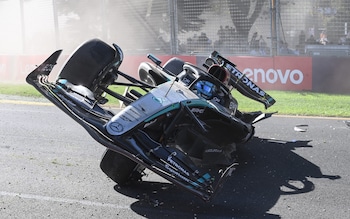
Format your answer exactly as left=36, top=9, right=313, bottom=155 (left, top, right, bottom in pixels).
left=1, top=83, right=349, bottom=118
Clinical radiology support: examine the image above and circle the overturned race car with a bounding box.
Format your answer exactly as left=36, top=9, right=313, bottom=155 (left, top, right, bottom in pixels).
left=26, top=38, right=275, bottom=202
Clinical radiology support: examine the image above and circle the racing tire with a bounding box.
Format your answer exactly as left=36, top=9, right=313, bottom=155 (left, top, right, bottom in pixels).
left=100, top=149, right=139, bottom=186
left=58, top=39, right=115, bottom=89
left=138, top=63, right=167, bottom=86
left=139, top=71, right=158, bottom=86
left=163, top=57, right=185, bottom=76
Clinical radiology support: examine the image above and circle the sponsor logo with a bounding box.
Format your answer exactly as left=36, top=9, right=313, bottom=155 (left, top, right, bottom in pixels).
left=205, top=148, right=223, bottom=153
left=165, top=164, right=191, bottom=183
left=38, top=64, right=55, bottom=73
left=222, top=56, right=312, bottom=91
left=108, top=122, right=124, bottom=133
left=191, top=108, right=205, bottom=114
left=230, top=68, right=265, bottom=97
left=243, top=68, right=304, bottom=85
left=167, top=153, right=190, bottom=176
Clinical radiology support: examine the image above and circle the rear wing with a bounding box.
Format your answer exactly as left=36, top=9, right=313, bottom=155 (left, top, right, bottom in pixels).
left=207, top=51, right=275, bottom=109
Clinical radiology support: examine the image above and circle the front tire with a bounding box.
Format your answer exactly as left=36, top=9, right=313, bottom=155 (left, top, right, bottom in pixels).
left=58, top=39, right=115, bottom=89
left=100, top=149, right=140, bottom=186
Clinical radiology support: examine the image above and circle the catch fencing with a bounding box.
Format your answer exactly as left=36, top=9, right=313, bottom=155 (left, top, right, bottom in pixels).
left=1, top=0, right=350, bottom=56
left=1, top=0, right=350, bottom=93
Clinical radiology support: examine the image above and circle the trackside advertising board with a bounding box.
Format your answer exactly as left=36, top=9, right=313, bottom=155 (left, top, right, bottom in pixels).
left=4, top=54, right=350, bottom=94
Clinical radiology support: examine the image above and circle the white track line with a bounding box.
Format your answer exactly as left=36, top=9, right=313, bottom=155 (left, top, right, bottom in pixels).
left=0, top=191, right=129, bottom=209
left=0, top=99, right=53, bottom=106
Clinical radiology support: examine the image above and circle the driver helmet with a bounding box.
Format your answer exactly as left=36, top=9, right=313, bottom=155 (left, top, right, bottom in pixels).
left=195, top=80, right=216, bottom=99
left=208, top=64, right=231, bottom=86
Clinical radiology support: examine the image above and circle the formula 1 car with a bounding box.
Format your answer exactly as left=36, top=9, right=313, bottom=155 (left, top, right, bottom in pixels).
left=26, top=38, right=275, bottom=201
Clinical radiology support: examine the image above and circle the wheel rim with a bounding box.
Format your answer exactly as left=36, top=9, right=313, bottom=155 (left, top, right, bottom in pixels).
left=140, top=73, right=156, bottom=86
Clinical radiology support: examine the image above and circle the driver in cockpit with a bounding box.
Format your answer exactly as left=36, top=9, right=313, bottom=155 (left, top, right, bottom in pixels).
left=195, top=64, right=231, bottom=106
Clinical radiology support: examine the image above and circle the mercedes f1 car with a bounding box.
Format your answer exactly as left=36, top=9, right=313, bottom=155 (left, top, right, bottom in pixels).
left=26, top=39, right=275, bottom=201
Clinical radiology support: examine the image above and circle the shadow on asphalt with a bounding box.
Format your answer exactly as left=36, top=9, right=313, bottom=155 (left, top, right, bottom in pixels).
left=114, top=137, right=341, bottom=219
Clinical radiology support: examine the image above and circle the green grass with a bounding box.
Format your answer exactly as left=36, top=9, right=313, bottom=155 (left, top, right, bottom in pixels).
left=232, top=90, right=350, bottom=118
left=0, top=83, right=41, bottom=97
left=1, top=83, right=350, bottom=118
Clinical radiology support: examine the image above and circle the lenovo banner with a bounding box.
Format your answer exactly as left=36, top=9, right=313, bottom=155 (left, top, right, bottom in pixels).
left=223, top=56, right=313, bottom=91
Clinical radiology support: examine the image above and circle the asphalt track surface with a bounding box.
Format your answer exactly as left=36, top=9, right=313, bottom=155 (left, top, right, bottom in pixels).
left=0, top=98, right=349, bottom=218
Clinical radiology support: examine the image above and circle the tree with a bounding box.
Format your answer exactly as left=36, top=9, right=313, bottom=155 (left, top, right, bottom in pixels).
left=176, top=0, right=211, bottom=31
left=176, top=0, right=266, bottom=38
left=53, top=0, right=269, bottom=53
left=54, top=0, right=106, bottom=48
left=227, top=0, right=267, bottom=41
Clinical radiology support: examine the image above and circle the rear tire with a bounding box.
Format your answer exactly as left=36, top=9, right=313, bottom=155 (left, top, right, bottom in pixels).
left=100, top=149, right=139, bottom=186
left=138, top=65, right=167, bottom=86
left=139, top=70, right=157, bottom=86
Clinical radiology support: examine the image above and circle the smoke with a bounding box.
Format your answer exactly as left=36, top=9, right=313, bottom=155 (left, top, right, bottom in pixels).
left=0, top=0, right=166, bottom=83
left=0, top=0, right=23, bottom=54
left=0, top=0, right=165, bottom=55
